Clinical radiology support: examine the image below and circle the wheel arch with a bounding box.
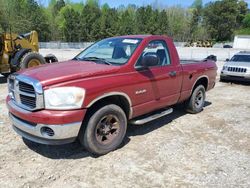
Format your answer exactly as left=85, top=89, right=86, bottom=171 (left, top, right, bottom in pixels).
left=86, top=92, right=133, bottom=119
left=191, top=75, right=209, bottom=94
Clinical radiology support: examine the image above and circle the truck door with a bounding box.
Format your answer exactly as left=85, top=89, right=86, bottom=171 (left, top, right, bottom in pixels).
left=135, top=40, right=182, bottom=108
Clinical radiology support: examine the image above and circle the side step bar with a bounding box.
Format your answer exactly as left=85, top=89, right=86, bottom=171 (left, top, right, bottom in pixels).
left=130, top=108, right=173, bottom=125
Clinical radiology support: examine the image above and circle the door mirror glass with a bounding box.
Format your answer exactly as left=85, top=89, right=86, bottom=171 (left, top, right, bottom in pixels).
left=141, top=54, right=159, bottom=67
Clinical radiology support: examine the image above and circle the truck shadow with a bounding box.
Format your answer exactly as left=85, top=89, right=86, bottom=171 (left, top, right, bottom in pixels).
left=0, top=76, right=7, bottom=84
left=23, top=138, right=91, bottom=159
left=23, top=101, right=212, bottom=159
left=126, top=101, right=211, bottom=137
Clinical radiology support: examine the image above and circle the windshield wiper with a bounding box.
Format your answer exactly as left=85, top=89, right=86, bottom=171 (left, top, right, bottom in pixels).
left=80, top=57, right=112, bottom=65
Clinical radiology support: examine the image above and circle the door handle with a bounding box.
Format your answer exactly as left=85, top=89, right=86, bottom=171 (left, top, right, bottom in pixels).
left=169, top=71, right=177, bottom=77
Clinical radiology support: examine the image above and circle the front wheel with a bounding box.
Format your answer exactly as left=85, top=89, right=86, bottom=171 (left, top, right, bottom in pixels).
left=185, top=85, right=206, bottom=114
left=79, top=104, right=127, bottom=155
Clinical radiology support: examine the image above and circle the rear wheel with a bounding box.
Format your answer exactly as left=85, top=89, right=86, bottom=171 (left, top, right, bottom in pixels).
left=20, top=52, right=46, bottom=69
left=79, top=104, right=127, bottom=155
left=186, top=85, right=206, bottom=114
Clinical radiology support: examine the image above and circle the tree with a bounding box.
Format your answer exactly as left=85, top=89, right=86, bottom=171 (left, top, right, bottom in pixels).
left=203, top=0, right=239, bottom=41
left=1, top=0, right=248, bottom=42
left=158, top=10, right=169, bottom=35
left=167, top=6, right=191, bottom=41
left=237, top=0, right=248, bottom=27
left=135, top=7, right=147, bottom=34
left=190, top=0, right=203, bottom=39
left=60, top=5, right=81, bottom=42
left=119, top=9, right=136, bottom=35
left=0, top=0, right=8, bottom=32
left=53, top=0, right=65, bottom=16
left=0, top=0, right=50, bottom=41
left=243, top=13, right=250, bottom=28
left=24, top=0, right=51, bottom=41
left=99, top=4, right=119, bottom=38
left=80, top=1, right=101, bottom=41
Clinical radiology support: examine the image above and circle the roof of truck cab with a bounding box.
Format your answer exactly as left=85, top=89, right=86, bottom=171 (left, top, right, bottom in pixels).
left=110, top=35, right=169, bottom=39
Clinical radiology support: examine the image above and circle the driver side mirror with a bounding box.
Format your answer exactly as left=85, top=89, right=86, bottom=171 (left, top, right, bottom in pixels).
left=226, top=58, right=229, bottom=62
left=136, top=54, right=159, bottom=71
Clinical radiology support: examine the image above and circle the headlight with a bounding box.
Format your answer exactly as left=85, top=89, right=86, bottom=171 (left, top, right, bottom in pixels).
left=222, top=66, right=228, bottom=70
left=44, top=87, right=85, bottom=110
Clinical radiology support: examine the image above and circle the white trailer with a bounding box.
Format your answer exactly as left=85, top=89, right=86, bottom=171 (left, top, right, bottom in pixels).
left=233, top=35, right=250, bottom=49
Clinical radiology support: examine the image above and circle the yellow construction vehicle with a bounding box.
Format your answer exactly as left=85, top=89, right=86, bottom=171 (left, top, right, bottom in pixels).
left=0, top=30, right=57, bottom=77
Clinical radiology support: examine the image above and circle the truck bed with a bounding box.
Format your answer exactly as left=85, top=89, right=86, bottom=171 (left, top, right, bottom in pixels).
left=180, top=59, right=207, bottom=64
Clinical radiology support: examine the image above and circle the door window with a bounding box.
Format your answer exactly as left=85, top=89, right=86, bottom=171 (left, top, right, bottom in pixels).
left=136, top=40, right=171, bottom=67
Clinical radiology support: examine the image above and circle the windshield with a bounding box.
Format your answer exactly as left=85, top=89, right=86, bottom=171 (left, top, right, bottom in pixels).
left=74, top=38, right=142, bottom=65
left=231, top=55, right=250, bottom=62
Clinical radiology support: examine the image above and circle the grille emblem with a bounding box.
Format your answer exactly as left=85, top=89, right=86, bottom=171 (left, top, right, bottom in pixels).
left=8, top=74, right=44, bottom=111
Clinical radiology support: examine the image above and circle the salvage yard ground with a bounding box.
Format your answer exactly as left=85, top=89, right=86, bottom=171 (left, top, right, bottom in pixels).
left=0, top=49, right=250, bottom=187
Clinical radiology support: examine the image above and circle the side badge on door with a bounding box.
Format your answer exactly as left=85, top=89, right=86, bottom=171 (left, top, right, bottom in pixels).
left=135, top=89, right=147, bottom=95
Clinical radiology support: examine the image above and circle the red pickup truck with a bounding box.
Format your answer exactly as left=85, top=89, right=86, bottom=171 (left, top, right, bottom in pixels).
left=6, top=35, right=217, bottom=155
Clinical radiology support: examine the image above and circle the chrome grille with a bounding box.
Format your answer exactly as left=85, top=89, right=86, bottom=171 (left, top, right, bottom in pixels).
left=8, top=74, right=44, bottom=111
left=20, top=94, right=36, bottom=109
left=227, top=67, right=247, bottom=73
left=19, top=81, right=35, bottom=93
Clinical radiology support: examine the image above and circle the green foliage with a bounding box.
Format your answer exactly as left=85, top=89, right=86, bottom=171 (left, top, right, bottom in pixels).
left=0, top=0, right=8, bottom=32
left=24, top=0, right=51, bottom=41
left=0, top=0, right=249, bottom=42
left=80, top=2, right=101, bottom=41
left=119, top=9, right=135, bottom=35
left=167, top=6, right=191, bottom=41
left=1, top=0, right=50, bottom=41
left=60, top=5, right=81, bottom=42
left=99, top=6, right=119, bottom=38
left=235, top=27, right=250, bottom=35
left=237, top=0, right=248, bottom=26
left=190, top=0, right=203, bottom=39
left=203, top=0, right=248, bottom=41
left=52, top=0, right=65, bottom=16
left=243, top=13, right=250, bottom=28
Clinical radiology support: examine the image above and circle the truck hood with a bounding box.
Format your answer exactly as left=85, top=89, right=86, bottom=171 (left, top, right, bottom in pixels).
left=225, top=61, right=250, bottom=67
left=19, top=60, right=120, bottom=86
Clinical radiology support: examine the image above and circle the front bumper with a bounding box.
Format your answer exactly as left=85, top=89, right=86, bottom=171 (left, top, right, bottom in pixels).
left=7, top=98, right=87, bottom=145
left=10, top=113, right=82, bottom=145
left=220, top=73, right=250, bottom=82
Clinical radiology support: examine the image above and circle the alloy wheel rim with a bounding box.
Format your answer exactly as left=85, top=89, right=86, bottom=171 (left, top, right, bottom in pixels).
left=28, top=59, right=41, bottom=68
left=95, top=114, right=120, bottom=145
left=194, top=90, right=204, bottom=109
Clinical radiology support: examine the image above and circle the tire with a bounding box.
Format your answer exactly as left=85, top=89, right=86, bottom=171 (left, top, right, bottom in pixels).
left=220, top=77, right=227, bottom=82
left=185, top=85, right=206, bottom=114
left=1, top=73, right=10, bottom=77
left=20, top=52, right=46, bottom=69
left=44, top=54, right=58, bottom=63
left=79, top=104, right=127, bottom=155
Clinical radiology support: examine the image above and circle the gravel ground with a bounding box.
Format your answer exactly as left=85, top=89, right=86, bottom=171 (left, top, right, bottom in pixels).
left=0, top=57, right=250, bottom=188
